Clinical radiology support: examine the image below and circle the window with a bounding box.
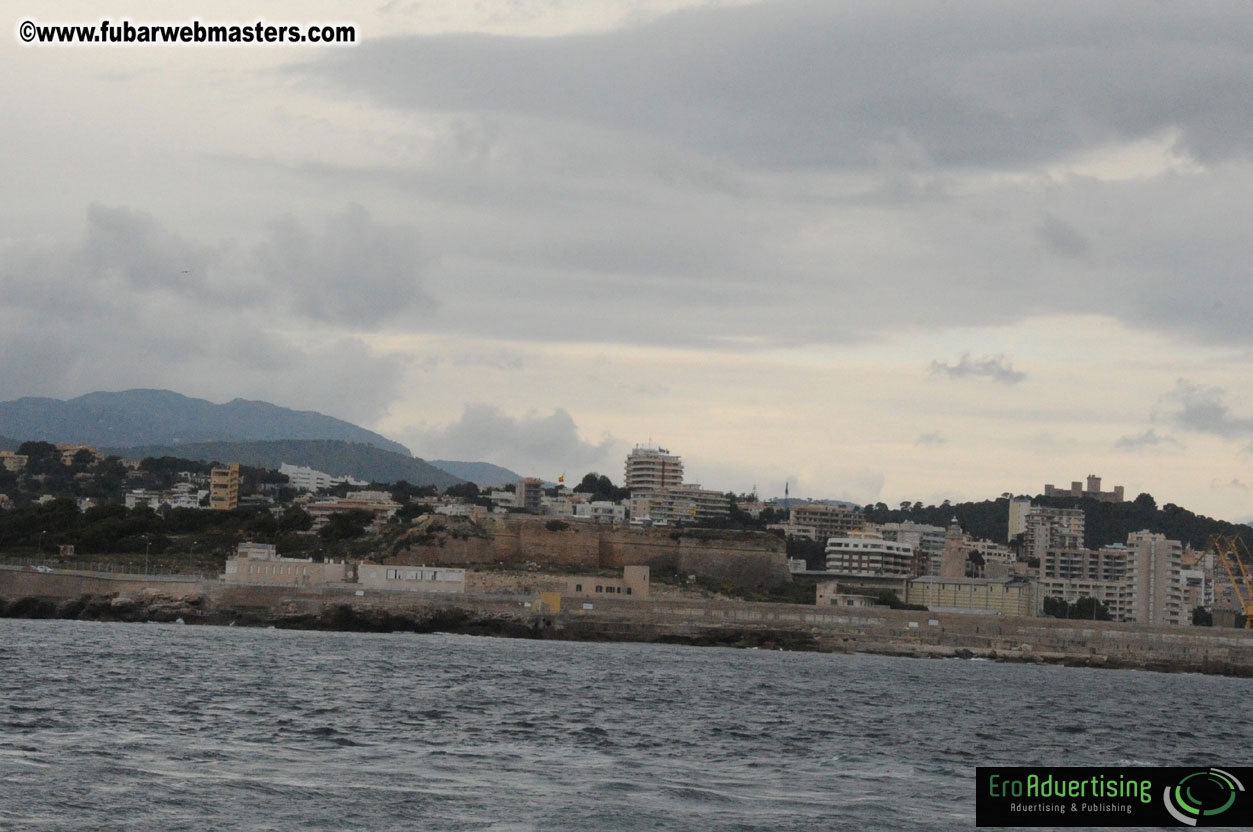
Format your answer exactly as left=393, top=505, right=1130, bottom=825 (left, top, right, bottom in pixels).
left=625, top=587, right=632, bottom=595
left=575, top=584, right=582, bottom=592
left=596, top=586, right=603, bottom=593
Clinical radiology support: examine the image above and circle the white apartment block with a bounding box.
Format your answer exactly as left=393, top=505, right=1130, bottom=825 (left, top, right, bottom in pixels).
left=1038, top=531, right=1184, bottom=625
left=1020, top=505, right=1085, bottom=561
left=624, top=445, right=684, bottom=492
left=878, top=521, right=945, bottom=575
left=770, top=503, right=864, bottom=542
left=1124, top=531, right=1184, bottom=626
left=630, top=485, right=729, bottom=525
left=825, top=534, right=915, bottom=577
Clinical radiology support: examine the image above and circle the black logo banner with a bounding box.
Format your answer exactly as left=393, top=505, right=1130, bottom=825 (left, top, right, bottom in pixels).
left=976, top=766, right=1251, bottom=827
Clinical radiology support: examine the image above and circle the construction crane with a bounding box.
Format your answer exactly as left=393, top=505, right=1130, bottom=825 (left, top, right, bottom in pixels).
left=1211, top=535, right=1253, bottom=628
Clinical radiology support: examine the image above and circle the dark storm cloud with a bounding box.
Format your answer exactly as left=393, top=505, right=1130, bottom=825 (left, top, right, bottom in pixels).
left=305, top=0, right=1253, bottom=171
left=929, top=354, right=1026, bottom=385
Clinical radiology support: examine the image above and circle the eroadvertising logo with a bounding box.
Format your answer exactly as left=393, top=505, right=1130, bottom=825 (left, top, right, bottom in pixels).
left=976, top=766, right=1252, bottom=827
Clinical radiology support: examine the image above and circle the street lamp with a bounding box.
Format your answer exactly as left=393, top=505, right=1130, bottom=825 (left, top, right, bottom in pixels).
left=38, top=529, right=46, bottom=556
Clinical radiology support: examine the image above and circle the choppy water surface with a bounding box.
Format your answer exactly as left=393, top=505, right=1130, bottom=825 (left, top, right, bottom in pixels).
left=1, top=619, right=1249, bottom=831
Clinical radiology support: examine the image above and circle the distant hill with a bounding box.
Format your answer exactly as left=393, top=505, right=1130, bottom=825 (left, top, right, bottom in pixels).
left=100, top=439, right=463, bottom=489
left=0, top=435, right=18, bottom=452
left=429, top=460, right=522, bottom=487
left=0, top=389, right=411, bottom=455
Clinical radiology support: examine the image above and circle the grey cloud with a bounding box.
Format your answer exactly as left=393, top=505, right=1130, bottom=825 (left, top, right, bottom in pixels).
left=1038, top=214, right=1091, bottom=259
left=255, top=203, right=435, bottom=327
left=1115, top=428, right=1181, bottom=451
left=403, top=405, right=614, bottom=477
left=304, top=1, right=1253, bottom=171
left=930, top=354, right=1026, bottom=384
left=6, top=203, right=434, bottom=328
left=1164, top=380, right=1253, bottom=439
left=915, top=432, right=947, bottom=447
left=0, top=206, right=416, bottom=425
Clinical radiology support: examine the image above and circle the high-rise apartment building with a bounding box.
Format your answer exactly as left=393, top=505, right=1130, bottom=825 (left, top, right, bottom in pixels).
left=624, top=446, right=684, bottom=492
left=1124, top=531, right=1184, bottom=627
left=1038, top=530, right=1184, bottom=625
left=1020, top=506, right=1085, bottom=561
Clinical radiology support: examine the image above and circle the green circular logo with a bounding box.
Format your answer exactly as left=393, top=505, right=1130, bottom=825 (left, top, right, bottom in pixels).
left=1163, top=769, right=1245, bottom=826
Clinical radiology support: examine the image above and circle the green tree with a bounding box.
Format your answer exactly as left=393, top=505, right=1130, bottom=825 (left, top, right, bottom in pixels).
left=444, top=482, right=481, bottom=500
left=572, top=473, right=629, bottom=503
left=318, top=509, right=373, bottom=540
left=278, top=506, right=314, bottom=533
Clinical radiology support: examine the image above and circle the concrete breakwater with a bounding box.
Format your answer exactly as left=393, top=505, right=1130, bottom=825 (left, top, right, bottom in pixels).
left=3, top=565, right=1251, bottom=677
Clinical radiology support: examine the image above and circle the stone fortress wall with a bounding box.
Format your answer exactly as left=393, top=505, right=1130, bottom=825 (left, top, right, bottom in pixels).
left=393, top=516, right=791, bottom=587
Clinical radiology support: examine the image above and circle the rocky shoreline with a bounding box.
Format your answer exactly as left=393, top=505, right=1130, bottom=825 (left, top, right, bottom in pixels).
left=4, top=592, right=1251, bottom=678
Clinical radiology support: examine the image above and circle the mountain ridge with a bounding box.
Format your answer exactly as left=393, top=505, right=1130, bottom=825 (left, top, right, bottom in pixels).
left=428, top=460, right=523, bottom=487
left=0, top=389, right=411, bottom=456
left=101, top=439, right=462, bottom=489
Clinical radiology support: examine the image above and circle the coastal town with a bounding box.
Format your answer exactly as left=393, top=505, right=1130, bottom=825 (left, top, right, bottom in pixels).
left=2, top=438, right=1251, bottom=640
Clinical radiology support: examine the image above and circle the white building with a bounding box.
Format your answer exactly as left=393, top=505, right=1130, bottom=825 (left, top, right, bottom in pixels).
left=125, top=489, right=161, bottom=510
left=878, top=521, right=945, bottom=575
left=222, top=541, right=354, bottom=585
left=1038, top=531, right=1185, bottom=625
left=1124, top=531, right=1184, bottom=626
left=825, top=534, right=915, bottom=577
left=624, top=445, right=684, bottom=492
left=630, top=485, right=729, bottom=525
left=279, top=462, right=367, bottom=493
left=574, top=501, right=627, bottom=523
left=356, top=564, right=466, bottom=593
left=1020, top=505, right=1085, bottom=561
left=769, top=503, right=864, bottom=542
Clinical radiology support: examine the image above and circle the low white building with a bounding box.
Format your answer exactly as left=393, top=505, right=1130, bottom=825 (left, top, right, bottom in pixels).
left=357, top=564, right=466, bottom=593
left=574, top=501, right=626, bottom=523
left=125, top=489, right=161, bottom=510
left=222, top=541, right=354, bottom=586
left=279, top=462, right=368, bottom=493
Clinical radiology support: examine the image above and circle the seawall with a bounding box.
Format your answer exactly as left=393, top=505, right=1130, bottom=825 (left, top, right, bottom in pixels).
left=2, top=565, right=1251, bottom=677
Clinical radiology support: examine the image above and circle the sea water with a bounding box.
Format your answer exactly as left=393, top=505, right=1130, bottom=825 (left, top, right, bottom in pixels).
left=1, top=618, right=1248, bottom=831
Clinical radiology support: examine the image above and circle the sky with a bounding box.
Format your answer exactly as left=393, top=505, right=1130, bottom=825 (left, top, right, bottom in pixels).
left=3, top=0, right=1253, bottom=521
